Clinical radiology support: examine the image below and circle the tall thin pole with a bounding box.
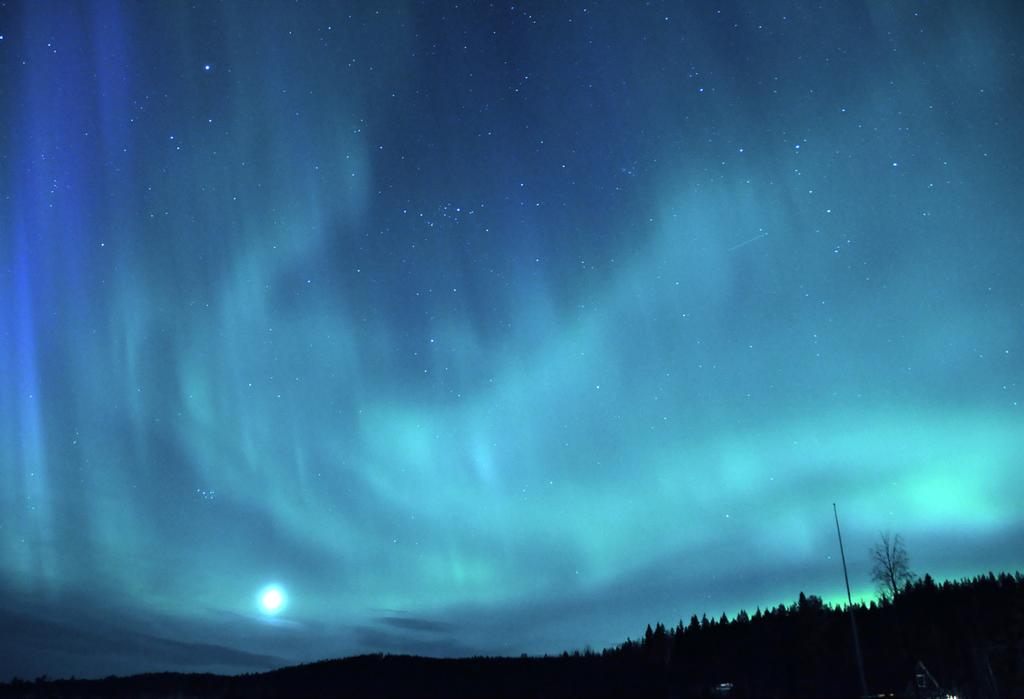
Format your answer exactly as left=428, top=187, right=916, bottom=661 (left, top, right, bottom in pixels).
left=834, top=503, right=868, bottom=698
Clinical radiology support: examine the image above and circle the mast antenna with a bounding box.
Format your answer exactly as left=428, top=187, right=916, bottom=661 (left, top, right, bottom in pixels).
left=834, top=502, right=868, bottom=698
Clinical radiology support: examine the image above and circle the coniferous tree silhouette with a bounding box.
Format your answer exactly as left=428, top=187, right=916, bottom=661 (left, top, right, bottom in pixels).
left=5, top=571, right=1023, bottom=698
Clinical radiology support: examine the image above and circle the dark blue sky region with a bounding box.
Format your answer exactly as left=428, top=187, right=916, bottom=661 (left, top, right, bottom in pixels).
left=1, top=0, right=1022, bottom=680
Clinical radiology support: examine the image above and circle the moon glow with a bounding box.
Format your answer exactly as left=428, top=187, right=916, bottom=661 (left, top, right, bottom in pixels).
left=259, top=585, right=285, bottom=615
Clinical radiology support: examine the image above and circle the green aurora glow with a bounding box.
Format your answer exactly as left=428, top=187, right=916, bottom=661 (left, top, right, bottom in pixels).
left=0, top=0, right=1021, bottom=679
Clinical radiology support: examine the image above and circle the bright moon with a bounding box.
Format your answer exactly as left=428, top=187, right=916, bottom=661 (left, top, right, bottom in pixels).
left=259, top=585, right=285, bottom=614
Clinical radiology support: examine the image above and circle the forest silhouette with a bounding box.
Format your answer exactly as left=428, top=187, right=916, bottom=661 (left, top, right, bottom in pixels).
left=3, top=570, right=1022, bottom=698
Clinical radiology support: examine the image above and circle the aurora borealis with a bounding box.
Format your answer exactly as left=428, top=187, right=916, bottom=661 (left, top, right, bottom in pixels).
left=1, top=0, right=1023, bottom=679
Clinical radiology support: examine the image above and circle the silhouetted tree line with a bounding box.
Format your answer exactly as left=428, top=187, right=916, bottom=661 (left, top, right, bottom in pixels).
left=608, top=571, right=1024, bottom=698
left=2, top=571, right=1021, bottom=698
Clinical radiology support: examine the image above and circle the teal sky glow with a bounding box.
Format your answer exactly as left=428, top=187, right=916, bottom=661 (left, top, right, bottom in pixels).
left=1, top=0, right=1021, bottom=679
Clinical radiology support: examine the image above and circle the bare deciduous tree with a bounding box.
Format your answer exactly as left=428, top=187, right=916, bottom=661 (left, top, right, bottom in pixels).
left=870, top=531, right=915, bottom=600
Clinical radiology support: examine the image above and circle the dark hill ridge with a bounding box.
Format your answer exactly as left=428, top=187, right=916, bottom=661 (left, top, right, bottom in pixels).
left=3, top=571, right=1022, bottom=698
left=0, top=656, right=671, bottom=699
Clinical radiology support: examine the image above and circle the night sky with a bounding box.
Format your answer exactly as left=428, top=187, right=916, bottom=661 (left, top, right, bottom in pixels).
left=2, top=0, right=1023, bottom=680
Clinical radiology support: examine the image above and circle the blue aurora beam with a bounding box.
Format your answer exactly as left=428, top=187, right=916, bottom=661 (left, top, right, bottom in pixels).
left=0, top=0, right=1022, bottom=680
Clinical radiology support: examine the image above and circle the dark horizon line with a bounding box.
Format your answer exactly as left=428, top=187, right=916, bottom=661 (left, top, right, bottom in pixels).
left=7, top=565, right=1021, bottom=686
